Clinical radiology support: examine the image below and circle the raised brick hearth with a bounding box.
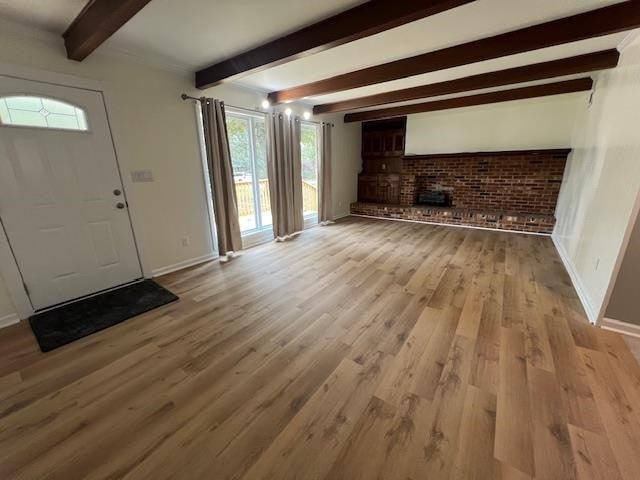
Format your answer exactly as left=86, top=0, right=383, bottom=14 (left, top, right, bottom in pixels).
left=352, top=149, right=569, bottom=234
left=350, top=202, right=556, bottom=233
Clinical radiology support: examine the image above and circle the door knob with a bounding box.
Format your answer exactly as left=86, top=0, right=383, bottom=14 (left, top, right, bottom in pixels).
left=113, top=189, right=122, bottom=196
left=116, top=202, right=125, bottom=209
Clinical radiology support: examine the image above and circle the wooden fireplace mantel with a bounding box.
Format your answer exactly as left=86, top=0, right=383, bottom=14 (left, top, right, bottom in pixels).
left=403, top=148, right=571, bottom=160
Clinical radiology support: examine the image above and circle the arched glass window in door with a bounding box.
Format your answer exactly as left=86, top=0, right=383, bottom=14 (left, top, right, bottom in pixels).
left=0, top=95, right=88, bottom=131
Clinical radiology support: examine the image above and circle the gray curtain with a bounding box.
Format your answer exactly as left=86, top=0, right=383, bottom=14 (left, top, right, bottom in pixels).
left=266, top=113, right=303, bottom=239
left=200, top=98, right=242, bottom=257
left=318, top=122, right=333, bottom=224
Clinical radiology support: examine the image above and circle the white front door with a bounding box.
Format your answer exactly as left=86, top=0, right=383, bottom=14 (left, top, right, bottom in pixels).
left=0, top=76, right=142, bottom=310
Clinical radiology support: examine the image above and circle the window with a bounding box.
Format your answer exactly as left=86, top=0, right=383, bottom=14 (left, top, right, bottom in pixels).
left=301, top=122, right=320, bottom=219
left=0, top=96, right=88, bottom=131
left=226, top=110, right=270, bottom=234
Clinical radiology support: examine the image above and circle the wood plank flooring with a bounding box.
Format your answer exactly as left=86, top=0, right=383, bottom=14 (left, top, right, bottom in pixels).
left=625, top=336, right=640, bottom=364
left=1, top=216, right=640, bottom=479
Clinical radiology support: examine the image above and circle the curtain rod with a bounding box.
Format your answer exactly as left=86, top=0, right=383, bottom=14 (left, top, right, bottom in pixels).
left=181, top=93, right=249, bottom=112
left=181, top=94, right=201, bottom=102
left=181, top=93, right=334, bottom=127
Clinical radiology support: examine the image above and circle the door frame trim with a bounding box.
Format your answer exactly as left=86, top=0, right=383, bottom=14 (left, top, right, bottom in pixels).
left=0, top=61, right=152, bottom=319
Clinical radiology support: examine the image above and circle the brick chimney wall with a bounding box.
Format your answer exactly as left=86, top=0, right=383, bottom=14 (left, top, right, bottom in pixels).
left=400, top=153, right=567, bottom=215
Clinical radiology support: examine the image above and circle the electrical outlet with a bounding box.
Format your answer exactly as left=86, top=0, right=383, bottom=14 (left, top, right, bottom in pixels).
left=181, top=236, right=190, bottom=247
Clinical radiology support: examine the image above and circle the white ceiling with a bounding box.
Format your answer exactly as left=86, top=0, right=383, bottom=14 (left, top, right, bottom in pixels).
left=0, top=0, right=366, bottom=71
left=310, top=34, right=626, bottom=108
left=238, top=0, right=625, bottom=92
left=0, top=0, right=86, bottom=33
left=0, top=0, right=634, bottom=111
left=109, top=0, right=367, bottom=71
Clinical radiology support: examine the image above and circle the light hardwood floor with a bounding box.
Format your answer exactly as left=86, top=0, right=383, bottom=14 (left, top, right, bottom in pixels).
left=625, top=336, right=640, bottom=364
left=1, top=217, right=640, bottom=480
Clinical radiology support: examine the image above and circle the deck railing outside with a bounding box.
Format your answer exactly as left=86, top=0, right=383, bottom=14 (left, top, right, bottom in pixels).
left=235, top=179, right=318, bottom=217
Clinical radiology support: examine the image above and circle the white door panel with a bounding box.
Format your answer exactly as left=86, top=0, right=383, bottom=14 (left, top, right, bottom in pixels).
left=0, top=76, right=142, bottom=310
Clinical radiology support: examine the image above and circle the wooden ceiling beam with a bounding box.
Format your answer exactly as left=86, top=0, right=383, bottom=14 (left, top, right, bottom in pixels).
left=343, top=78, right=593, bottom=123
left=314, top=49, right=618, bottom=114
left=195, top=0, right=474, bottom=89
left=63, top=0, right=153, bottom=61
left=271, top=1, right=640, bottom=104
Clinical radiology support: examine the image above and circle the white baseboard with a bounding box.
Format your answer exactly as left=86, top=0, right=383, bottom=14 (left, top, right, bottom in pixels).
left=334, top=211, right=351, bottom=220
left=242, top=230, right=274, bottom=249
left=601, top=317, right=640, bottom=339
left=551, top=234, right=598, bottom=324
left=349, top=214, right=550, bottom=236
left=0, top=312, right=20, bottom=329
left=151, top=253, right=217, bottom=278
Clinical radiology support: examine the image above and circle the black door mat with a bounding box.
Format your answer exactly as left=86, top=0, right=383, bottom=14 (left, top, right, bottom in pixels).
left=29, top=279, right=179, bottom=352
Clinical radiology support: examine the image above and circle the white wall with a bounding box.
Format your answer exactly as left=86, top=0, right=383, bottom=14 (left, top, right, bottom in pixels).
left=318, top=114, right=361, bottom=218
left=0, top=21, right=360, bottom=321
left=554, top=34, right=640, bottom=323
left=0, top=274, right=16, bottom=325
left=405, top=93, right=584, bottom=155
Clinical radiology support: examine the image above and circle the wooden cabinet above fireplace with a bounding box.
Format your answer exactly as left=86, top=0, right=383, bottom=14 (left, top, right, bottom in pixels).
left=362, top=117, right=406, bottom=158
left=358, top=117, right=406, bottom=204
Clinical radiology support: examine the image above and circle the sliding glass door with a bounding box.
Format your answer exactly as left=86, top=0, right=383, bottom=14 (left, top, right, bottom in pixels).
left=226, top=110, right=271, bottom=234
left=301, top=122, right=320, bottom=220
left=225, top=112, right=321, bottom=234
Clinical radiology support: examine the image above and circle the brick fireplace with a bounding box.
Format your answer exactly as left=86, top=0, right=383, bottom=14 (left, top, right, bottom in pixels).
left=351, top=149, right=569, bottom=234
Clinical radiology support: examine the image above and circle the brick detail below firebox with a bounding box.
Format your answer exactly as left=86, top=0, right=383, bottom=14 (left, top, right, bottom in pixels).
left=353, top=149, right=569, bottom=234
left=350, top=202, right=556, bottom=234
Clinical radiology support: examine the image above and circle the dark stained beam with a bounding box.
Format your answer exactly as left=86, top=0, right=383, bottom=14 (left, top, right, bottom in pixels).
left=63, top=0, right=154, bottom=61
left=272, top=1, right=640, bottom=104
left=343, top=78, right=593, bottom=123
left=314, top=50, right=618, bottom=114
left=195, top=0, right=475, bottom=89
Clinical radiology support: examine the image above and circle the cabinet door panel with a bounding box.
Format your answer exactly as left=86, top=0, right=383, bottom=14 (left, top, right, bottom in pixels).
left=358, top=175, right=379, bottom=202
left=377, top=174, right=400, bottom=204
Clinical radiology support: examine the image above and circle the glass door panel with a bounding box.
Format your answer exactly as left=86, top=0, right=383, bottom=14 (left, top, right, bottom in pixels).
left=226, top=111, right=270, bottom=235
left=252, top=117, right=271, bottom=227
left=226, top=115, right=257, bottom=232
left=301, top=123, right=319, bottom=217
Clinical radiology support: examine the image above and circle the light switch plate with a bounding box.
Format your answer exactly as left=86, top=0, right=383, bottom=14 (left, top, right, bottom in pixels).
left=130, top=169, right=154, bottom=182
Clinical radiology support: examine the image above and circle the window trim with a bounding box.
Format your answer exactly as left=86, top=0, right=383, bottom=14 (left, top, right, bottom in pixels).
left=0, top=94, right=91, bottom=133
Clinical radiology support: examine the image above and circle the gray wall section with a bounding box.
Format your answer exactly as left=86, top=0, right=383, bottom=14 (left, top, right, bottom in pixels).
left=606, top=208, right=640, bottom=325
